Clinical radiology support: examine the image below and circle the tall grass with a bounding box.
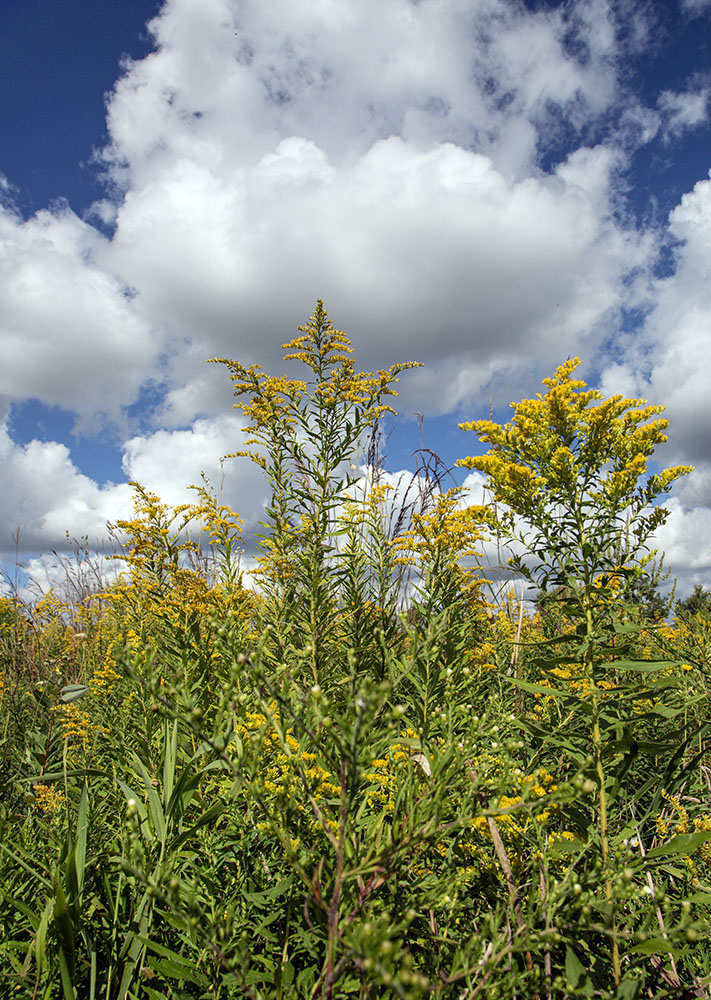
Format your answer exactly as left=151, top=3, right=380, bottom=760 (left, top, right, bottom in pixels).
left=1, top=303, right=710, bottom=999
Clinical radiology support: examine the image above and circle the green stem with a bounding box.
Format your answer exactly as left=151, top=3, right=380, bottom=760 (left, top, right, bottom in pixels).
left=578, top=508, right=621, bottom=988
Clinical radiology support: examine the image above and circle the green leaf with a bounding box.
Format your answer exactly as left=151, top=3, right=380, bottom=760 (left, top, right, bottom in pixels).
left=117, top=779, right=149, bottom=828
left=142, top=988, right=171, bottom=1000
left=684, top=891, right=711, bottom=904
left=2, top=893, right=41, bottom=927
left=117, top=890, right=152, bottom=999
left=612, top=622, right=644, bottom=635
left=57, top=945, right=77, bottom=999
left=163, top=717, right=178, bottom=809
left=66, top=783, right=89, bottom=905
left=507, top=677, right=567, bottom=698
left=647, top=831, right=711, bottom=860
left=131, top=752, right=167, bottom=846
left=150, top=957, right=207, bottom=986
left=169, top=800, right=225, bottom=851
left=0, top=843, right=54, bottom=892
left=243, top=876, right=293, bottom=905
left=548, top=835, right=584, bottom=856
left=601, top=659, right=681, bottom=673
left=615, top=977, right=641, bottom=999
left=35, top=898, right=54, bottom=975
left=25, top=768, right=106, bottom=783
left=630, top=938, right=683, bottom=957
left=60, top=684, right=91, bottom=703
left=647, top=705, right=687, bottom=719
left=565, top=944, right=585, bottom=989
left=53, top=879, right=76, bottom=981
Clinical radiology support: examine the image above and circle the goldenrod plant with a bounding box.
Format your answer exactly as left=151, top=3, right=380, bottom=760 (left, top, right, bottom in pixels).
left=210, top=300, right=421, bottom=685
left=1, top=317, right=710, bottom=999
left=458, top=358, right=706, bottom=992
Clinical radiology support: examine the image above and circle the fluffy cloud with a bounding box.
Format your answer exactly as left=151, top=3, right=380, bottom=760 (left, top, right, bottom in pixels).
left=0, top=0, right=655, bottom=435
left=0, top=420, right=132, bottom=555
left=607, top=174, right=711, bottom=469
left=102, top=135, right=644, bottom=419
left=652, top=498, right=711, bottom=596
left=0, top=412, right=266, bottom=561
left=658, top=88, right=709, bottom=142
left=0, top=202, right=155, bottom=427
left=121, top=412, right=267, bottom=531
left=92, top=0, right=645, bottom=414
left=3, top=0, right=710, bottom=595
left=101, top=0, right=618, bottom=185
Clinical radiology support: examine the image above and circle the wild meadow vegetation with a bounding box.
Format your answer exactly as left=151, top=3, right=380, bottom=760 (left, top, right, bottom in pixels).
left=3, top=302, right=711, bottom=999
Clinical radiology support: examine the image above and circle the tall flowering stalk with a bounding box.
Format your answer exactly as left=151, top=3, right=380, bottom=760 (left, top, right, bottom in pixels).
left=210, top=301, right=421, bottom=682
left=458, top=358, right=692, bottom=986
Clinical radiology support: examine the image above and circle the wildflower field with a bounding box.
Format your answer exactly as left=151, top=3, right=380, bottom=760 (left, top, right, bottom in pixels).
left=3, top=303, right=711, bottom=999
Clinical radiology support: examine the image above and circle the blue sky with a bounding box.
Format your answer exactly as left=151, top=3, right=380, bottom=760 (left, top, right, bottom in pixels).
left=2, top=0, right=711, bottom=595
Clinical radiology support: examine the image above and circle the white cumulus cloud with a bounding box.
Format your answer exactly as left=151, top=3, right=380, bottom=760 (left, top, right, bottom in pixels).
left=0, top=202, right=156, bottom=425
left=2, top=0, right=710, bottom=595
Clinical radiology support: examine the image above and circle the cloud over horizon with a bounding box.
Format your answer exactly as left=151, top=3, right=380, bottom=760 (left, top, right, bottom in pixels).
left=2, top=0, right=711, bottom=594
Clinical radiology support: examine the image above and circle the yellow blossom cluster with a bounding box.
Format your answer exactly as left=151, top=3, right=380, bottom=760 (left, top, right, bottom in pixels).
left=653, top=616, right=708, bottom=674
left=53, top=701, right=105, bottom=759
left=469, top=641, right=498, bottom=674
left=32, top=589, right=71, bottom=626
left=363, top=728, right=424, bottom=813
left=210, top=302, right=422, bottom=476
left=32, top=783, right=65, bottom=814
left=549, top=663, right=615, bottom=699
left=90, top=649, right=122, bottom=695
left=282, top=304, right=421, bottom=418
left=457, top=358, right=692, bottom=521
left=0, top=595, right=17, bottom=633
left=410, top=760, right=576, bottom=886
left=109, top=483, right=204, bottom=598
left=392, top=490, right=488, bottom=572
left=656, top=788, right=711, bottom=879
left=187, top=484, right=244, bottom=571
left=100, top=480, right=256, bottom=679
left=236, top=708, right=342, bottom=837
left=472, top=767, right=559, bottom=840
left=213, top=365, right=307, bottom=452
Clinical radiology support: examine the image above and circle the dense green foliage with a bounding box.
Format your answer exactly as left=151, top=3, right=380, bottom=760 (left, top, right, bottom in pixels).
left=2, top=304, right=711, bottom=999
left=677, top=586, right=711, bottom=619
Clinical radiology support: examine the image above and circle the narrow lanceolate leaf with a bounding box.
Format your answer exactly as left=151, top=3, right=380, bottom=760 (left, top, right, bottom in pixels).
left=53, top=878, right=76, bottom=981
left=35, top=898, right=54, bottom=975
left=25, top=768, right=106, bottom=783
left=162, top=717, right=178, bottom=809
left=646, top=831, right=711, bottom=860
left=60, top=684, right=91, bottom=703
left=58, top=946, right=77, bottom=1000
left=130, top=753, right=167, bottom=846
left=598, top=658, right=683, bottom=673
left=137, top=937, right=210, bottom=988
left=507, top=677, right=566, bottom=698
left=117, top=890, right=152, bottom=1000
left=66, top=783, right=89, bottom=906
left=168, top=800, right=225, bottom=852
left=117, top=778, right=149, bottom=824
left=75, top=783, right=89, bottom=898
left=630, top=938, right=683, bottom=958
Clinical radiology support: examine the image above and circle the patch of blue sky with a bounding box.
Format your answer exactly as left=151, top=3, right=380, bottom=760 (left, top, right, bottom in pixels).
left=0, top=0, right=160, bottom=217
left=8, top=400, right=124, bottom=484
